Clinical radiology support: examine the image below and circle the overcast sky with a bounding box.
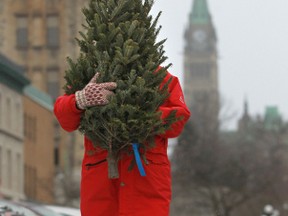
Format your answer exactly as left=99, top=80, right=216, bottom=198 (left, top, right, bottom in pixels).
left=150, top=0, right=288, bottom=129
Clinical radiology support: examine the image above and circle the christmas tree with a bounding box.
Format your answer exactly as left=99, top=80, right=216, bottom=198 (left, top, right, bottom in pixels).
left=64, top=0, right=178, bottom=178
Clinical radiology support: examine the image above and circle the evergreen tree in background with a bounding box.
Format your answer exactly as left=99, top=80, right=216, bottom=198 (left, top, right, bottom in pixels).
left=63, top=0, right=178, bottom=178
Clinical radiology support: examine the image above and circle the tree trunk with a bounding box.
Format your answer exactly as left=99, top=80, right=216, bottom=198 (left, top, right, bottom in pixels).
left=107, top=148, right=119, bottom=179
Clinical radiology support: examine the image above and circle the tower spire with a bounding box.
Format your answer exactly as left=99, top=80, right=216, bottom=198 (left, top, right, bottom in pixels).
left=190, top=0, right=211, bottom=24
left=244, top=96, right=249, bottom=116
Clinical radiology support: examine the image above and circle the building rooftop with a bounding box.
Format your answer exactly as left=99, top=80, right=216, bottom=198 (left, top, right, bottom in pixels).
left=24, top=85, right=54, bottom=111
left=0, top=54, right=30, bottom=93
left=264, top=106, right=282, bottom=130
left=190, top=0, right=211, bottom=24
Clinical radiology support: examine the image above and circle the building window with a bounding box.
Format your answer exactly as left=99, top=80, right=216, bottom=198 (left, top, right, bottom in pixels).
left=47, top=15, right=59, bottom=48
left=6, top=97, right=11, bottom=129
left=47, top=68, right=59, bottom=100
left=16, top=15, right=28, bottom=49
left=25, top=114, right=30, bottom=140
left=32, top=116, right=37, bottom=142
left=7, top=150, right=12, bottom=189
left=24, top=165, right=37, bottom=199
left=54, top=147, right=59, bottom=166
left=17, top=153, right=22, bottom=192
left=0, top=2, right=3, bottom=13
left=14, top=102, right=21, bottom=133
left=0, top=93, right=2, bottom=125
left=25, top=114, right=37, bottom=142
left=16, top=103, right=20, bottom=118
left=24, top=113, right=27, bottom=137
left=0, top=146, right=2, bottom=184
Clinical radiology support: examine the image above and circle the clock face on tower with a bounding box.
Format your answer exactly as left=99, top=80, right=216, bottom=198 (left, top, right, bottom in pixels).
left=193, top=30, right=207, bottom=43
left=191, top=29, right=208, bottom=51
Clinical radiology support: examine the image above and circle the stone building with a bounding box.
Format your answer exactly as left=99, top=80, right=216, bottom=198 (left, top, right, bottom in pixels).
left=0, top=54, right=29, bottom=200
left=0, top=0, right=88, bottom=99
left=0, top=54, right=55, bottom=203
left=23, top=86, right=55, bottom=203
left=0, top=0, right=89, bottom=204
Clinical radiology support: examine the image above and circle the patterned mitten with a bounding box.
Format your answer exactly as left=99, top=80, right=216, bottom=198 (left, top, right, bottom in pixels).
left=75, top=73, right=117, bottom=110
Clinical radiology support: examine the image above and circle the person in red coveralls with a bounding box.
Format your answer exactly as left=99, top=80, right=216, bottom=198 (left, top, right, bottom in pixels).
left=54, top=69, right=190, bottom=216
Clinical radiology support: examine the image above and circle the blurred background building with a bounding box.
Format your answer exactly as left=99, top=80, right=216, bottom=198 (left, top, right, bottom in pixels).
left=171, top=1, right=288, bottom=216
left=183, top=0, right=219, bottom=140
left=0, top=54, right=29, bottom=200
left=0, top=0, right=89, bottom=206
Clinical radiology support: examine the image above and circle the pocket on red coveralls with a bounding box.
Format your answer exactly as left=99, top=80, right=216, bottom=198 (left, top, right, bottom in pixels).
left=82, top=153, right=107, bottom=174
left=80, top=154, right=119, bottom=216
left=130, top=153, right=171, bottom=215
left=145, top=153, right=171, bottom=196
left=81, top=153, right=108, bottom=189
left=81, top=154, right=108, bottom=197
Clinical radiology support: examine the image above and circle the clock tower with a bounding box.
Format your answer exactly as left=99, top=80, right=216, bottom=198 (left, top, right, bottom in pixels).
left=184, top=0, right=219, bottom=134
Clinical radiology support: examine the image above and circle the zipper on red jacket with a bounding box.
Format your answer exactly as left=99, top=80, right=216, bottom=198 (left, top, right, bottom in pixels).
left=85, top=159, right=106, bottom=170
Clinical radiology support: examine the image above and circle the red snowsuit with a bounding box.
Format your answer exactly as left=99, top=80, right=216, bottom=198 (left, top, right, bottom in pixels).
left=54, top=71, right=190, bottom=216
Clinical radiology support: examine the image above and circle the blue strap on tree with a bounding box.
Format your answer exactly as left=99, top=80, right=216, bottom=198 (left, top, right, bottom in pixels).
left=132, top=143, right=146, bottom=176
